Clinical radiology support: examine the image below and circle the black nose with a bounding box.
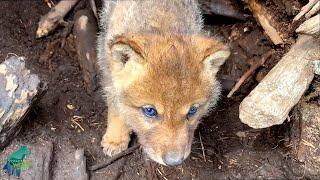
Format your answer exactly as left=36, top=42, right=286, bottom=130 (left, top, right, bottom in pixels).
left=163, top=152, right=183, bottom=166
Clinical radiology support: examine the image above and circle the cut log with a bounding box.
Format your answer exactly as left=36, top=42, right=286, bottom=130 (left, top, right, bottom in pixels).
left=296, top=14, right=320, bottom=38
left=239, top=35, right=320, bottom=129
left=73, top=9, right=99, bottom=92
left=244, top=0, right=284, bottom=45
left=0, top=56, right=47, bottom=149
left=36, top=0, right=79, bottom=38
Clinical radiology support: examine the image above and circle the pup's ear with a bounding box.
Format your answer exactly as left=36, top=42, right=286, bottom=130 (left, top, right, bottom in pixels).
left=192, top=36, right=231, bottom=74
left=109, top=34, right=147, bottom=65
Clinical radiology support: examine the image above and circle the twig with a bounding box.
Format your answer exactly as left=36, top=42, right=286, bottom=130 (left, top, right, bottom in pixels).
left=244, top=0, right=283, bottom=45
left=199, top=132, right=206, bottom=162
left=145, top=160, right=158, bottom=180
left=89, top=0, right=98, bottom=20
left=227, top=50, right=273, bottom=98
left=156, top=168, right=168, bottom=180
left=71, top=119, right=85, bottom=131
left=44, top=0, right=55, bottom=8
left=36, top=0, right=80, bottom=38
left=293, top=0, right=319, bottom=22
left=305, top=1, right=320, bottom=18
left=89, top=144, right=140, bottom=171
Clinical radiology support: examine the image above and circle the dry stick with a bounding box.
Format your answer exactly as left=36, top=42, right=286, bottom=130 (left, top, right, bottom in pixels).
left=199, top=132, right=206, bottom=162
left=227, top=50, right=273, bottom=98
left=89, top=144, right=140, bottom=171
left=244, top=0, right=283, bottom=45
left=293, top=0, right=319, bottom=22
left=36, top=0, right=80, bottom=38
left=89, top=0, right=98, bottom=20
left=305, top=1, right=320, bottom=18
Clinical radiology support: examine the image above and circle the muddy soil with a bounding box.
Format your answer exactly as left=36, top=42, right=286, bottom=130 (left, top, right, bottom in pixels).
left=0, top=0, right=316, bottom=179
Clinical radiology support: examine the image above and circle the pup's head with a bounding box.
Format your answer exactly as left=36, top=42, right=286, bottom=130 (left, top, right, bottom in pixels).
left=107, top=33, right=230, bottom=166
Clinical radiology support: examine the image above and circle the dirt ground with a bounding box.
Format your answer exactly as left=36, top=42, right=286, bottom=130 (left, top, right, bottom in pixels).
left=0, top=0, right=318, bottom=179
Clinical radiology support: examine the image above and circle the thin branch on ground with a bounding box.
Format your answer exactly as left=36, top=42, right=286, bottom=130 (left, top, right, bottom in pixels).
left=227, top=50, right=273, bottom=98
left=89, top=144, right=140, bottom=171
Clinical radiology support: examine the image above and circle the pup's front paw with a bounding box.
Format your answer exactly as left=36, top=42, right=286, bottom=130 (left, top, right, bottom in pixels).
left=101, top=134, right=130, bottom=156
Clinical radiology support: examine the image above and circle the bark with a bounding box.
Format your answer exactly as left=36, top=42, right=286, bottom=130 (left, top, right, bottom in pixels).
left=0, top=56, right=46, bottom=149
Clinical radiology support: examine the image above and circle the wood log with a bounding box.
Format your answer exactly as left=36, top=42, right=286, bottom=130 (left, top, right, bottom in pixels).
left=0, top=56, right=47, bottom=149
left=296, top=14, right=320, bottom=38
left=239, top=35, right=320, bottom=129
left=244, top=0, right=284, bottom=45
left=73, top=9, right=98, bottom=92
left=36, top=0, right=79, bottom=38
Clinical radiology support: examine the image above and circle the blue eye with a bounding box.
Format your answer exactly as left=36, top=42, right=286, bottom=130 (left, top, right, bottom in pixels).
left=142, top=106, right=158, bottom=118
left=187, top=105, right=198, bottom=117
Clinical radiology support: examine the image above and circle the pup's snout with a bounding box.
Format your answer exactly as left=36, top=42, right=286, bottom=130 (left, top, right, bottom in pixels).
left=163, top=152, right=183, bottom=166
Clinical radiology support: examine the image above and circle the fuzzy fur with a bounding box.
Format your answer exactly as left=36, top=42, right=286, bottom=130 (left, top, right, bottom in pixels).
left=97, top=0, right=230, bottom=165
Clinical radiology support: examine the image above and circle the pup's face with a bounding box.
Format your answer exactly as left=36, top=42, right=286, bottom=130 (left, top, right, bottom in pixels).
left=108, top=34, right=230, bottom=166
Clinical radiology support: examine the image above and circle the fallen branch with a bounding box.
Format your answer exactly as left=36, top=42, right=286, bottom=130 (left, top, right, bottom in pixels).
left=89, top=144, right=140, bottom=171
left=239, top=35, right=320, bottom=129
left=293, top=0, right=319, bottom=22
left=227, top=50, right=273, bottom=98
left=244, top=0, right=284, bottom=45
left=36, top=0, right=79, bottom=38
left=305, top=1, right=320, bottom=18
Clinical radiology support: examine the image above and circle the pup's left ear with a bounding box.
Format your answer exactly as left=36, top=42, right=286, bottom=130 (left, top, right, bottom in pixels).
left=192, top=36, right=231, bottom=74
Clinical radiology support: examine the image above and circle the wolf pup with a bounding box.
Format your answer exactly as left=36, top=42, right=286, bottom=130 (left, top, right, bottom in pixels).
left=97, top=0, right=230, bottom=166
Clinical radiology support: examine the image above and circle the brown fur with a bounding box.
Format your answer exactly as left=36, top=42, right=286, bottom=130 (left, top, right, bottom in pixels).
left=98, top=0, right=230, bottom=165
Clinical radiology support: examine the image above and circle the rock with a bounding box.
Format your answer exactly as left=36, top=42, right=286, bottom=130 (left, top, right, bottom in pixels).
left=0, top=56, right=46, bottom=149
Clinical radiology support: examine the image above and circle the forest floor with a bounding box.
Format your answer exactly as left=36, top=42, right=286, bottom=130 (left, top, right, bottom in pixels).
left=0, top=0, right=318, bottom=179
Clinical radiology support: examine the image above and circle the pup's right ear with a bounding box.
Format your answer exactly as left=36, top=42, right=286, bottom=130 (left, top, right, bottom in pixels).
left=108, top=34, right=146, bottom=66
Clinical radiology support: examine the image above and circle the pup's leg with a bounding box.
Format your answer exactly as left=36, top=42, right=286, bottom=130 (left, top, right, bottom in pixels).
left=101, top=108, right=130, bottom=156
